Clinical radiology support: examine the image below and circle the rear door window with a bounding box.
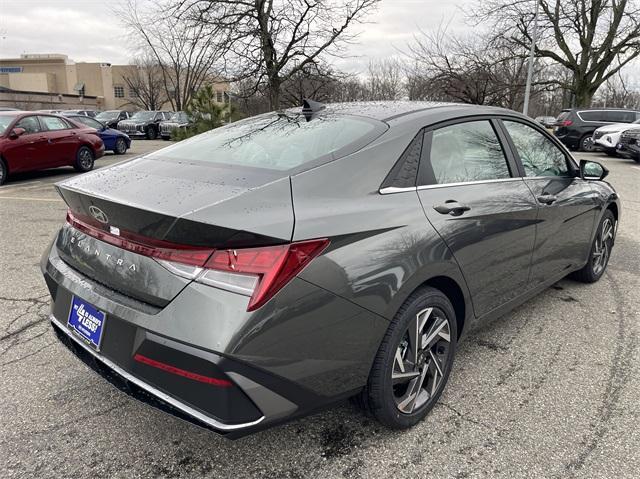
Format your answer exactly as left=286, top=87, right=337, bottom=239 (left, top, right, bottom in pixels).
left=39, top=116, right=72, bottom=131
left=503, top=120, right=570, bottom=177
left=579, top=111, right=607, bottom=122
left=419, top=120, right=511, bottom=185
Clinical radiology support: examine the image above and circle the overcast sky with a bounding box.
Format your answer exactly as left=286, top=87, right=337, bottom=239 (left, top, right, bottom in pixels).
left=0, top=0, right=466, bottom=73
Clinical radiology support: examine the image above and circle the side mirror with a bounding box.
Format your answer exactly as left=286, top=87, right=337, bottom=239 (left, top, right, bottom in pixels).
left=579, top=159, right=609, bottom=181
left=8, top=127, right=26, bottom=139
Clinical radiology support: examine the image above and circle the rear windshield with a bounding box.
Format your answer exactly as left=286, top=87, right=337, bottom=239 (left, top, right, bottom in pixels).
left=556, top=111, right=570, bottom=122
left=148, top=112, right=383, bottom=171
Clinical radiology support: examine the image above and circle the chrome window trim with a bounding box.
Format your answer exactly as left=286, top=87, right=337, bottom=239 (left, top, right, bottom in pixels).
left=417, top=177, right=523, bottom=191
left=379, top=178, right=526, bottom=194
left=576, top=109, right=640, bottom=124
left=50, top=314, right=265, bottom=432
left=379, top=186, right=417, bottom=195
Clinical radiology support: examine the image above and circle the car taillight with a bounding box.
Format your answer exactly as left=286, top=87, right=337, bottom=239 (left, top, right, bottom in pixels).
left=561, top=120, right=572, bottom=126
left=159, top=240, right=329, bottom=311
left=202, top=240, right=330, bottom=311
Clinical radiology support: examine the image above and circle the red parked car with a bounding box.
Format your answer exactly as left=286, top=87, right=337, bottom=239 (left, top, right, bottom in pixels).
left=0, top=111, right=105, bottom=185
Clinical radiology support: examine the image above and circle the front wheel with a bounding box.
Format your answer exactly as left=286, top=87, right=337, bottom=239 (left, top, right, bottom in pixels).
left=74, top=146, right=95, bottom=172
left=571, top=210, right=615, bottom=283
left=114, top=137, right=127, bottom=155
left=145, top=125, right=157, bottom=140
left=355, top=287, right=457, bottom=429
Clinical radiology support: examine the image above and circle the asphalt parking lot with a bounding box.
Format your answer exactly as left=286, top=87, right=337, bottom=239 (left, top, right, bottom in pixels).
left=0, top=143, right=638, bottom=479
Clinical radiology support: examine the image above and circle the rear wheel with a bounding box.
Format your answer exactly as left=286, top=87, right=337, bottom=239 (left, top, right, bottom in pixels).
left=571, top=210, right=615, bottom=283
left=74, top=146, right=95, bottom=172
left=356, top=287, right=457, bottom=429
left=145, top=125, right=157, bottom=140
left=0, top=158, right=7, bottom=186
left=580, top=134, right=596, bottom=152
left=114, top=138, right=127, bottom=155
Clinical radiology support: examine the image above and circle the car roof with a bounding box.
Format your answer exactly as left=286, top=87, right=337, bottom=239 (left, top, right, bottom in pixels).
left=284, top=101, right=522, bottom=123
left=0, top=111, right=26, bottom=117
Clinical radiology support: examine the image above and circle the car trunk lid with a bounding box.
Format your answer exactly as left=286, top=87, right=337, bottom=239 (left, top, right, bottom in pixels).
left=54, top=156, right=294, bottom=307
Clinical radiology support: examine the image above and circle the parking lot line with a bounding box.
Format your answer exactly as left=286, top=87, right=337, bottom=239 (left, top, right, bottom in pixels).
left=0, top=196, right=64, bottom=203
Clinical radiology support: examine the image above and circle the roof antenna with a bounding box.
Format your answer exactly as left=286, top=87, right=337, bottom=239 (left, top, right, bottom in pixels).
left=302, top=98, right=325, bottom=120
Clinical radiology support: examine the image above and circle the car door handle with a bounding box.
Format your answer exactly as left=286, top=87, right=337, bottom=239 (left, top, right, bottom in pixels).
left=434, top=201, right=471, bottom=216
left=537, top=194, right=558, bottom=205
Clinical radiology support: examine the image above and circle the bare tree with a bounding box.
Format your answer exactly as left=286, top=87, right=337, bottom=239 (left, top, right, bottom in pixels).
left=121, top=54, right=169, bottom=110
left=474, top=0, right=640, bottom=107
left=365, top=58, right=405, bottom=100
left=118, top=0, right=222, bottom=110
left=175, top=0, right=381, bottom=110
left=405, top=25, right=554, bottom=109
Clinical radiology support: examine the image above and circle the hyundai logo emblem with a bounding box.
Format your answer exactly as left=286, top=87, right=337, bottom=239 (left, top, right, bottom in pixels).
left=89, top=205, right=108, bottom=224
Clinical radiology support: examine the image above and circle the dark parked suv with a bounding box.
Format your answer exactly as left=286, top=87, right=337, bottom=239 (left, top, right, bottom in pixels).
left=117, top=111, right=173, bottom=139
left=554, top=108, right=640, bottom=151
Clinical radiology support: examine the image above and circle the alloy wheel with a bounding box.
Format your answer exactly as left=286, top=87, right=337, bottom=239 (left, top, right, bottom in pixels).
left=116, top=138, right=126, bottom=154
left=592, top=218, right=614, bottom=275
left=78, top=148, right=93, bottom=170
left=392, top=307, right=451, bottom=414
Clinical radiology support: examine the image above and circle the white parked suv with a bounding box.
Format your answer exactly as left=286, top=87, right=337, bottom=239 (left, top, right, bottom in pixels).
left=593, top=119, right=640, bottom=155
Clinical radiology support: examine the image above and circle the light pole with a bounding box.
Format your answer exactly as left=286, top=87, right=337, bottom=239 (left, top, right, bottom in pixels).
left=523, top=0, right=540, bottom=117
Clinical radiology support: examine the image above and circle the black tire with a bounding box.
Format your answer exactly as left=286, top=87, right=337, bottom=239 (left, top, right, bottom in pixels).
left=634, top=155, right=640, bottom=164
left=73, top=146, right=95, bottom=172
left=355, top=286, right=458, bottom=429
left=0, top=158, right=7, bottom=186
left=604, top=149, right=618, bottom=158
left=114, top=137, right=127, bottom=155
left=145, top=125, right=157, bottom=140
left=571, top=210, right=615, bottom=283
left=579, top=134, right=596, bottom=152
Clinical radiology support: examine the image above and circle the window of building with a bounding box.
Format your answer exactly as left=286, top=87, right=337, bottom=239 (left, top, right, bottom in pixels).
left=128, top=87, right=136, bottom=98
left=114, top=86, right=125, bottom=98
left=216, top=91, right=224, bottom=103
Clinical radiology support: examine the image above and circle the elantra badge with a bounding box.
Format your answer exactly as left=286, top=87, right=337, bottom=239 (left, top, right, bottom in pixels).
left=89, top=205, right=108, bottom=224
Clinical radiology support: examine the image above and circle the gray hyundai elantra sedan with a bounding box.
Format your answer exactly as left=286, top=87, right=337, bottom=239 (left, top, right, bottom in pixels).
left=41, top=100, right=620, bottom=437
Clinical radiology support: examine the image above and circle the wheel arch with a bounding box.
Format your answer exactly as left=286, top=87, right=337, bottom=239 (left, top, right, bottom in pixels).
left=0, top=154, right=9, bottom=173
left=389, top=271, right=471, bottom=340
left=421, top=276, right=467, bottom=339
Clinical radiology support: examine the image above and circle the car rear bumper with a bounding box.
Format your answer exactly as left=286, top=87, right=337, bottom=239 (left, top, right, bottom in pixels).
left=49, top=313, right=265, bottom=435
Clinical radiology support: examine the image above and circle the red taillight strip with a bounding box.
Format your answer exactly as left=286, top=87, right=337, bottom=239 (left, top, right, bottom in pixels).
left=66, top=210, right=215, bottom=267
left=133, top=353, right=233, bottom=387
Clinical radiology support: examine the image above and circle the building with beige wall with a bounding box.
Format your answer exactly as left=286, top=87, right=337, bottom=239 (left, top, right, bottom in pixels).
left=0, top=53, right=229, bottom=111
